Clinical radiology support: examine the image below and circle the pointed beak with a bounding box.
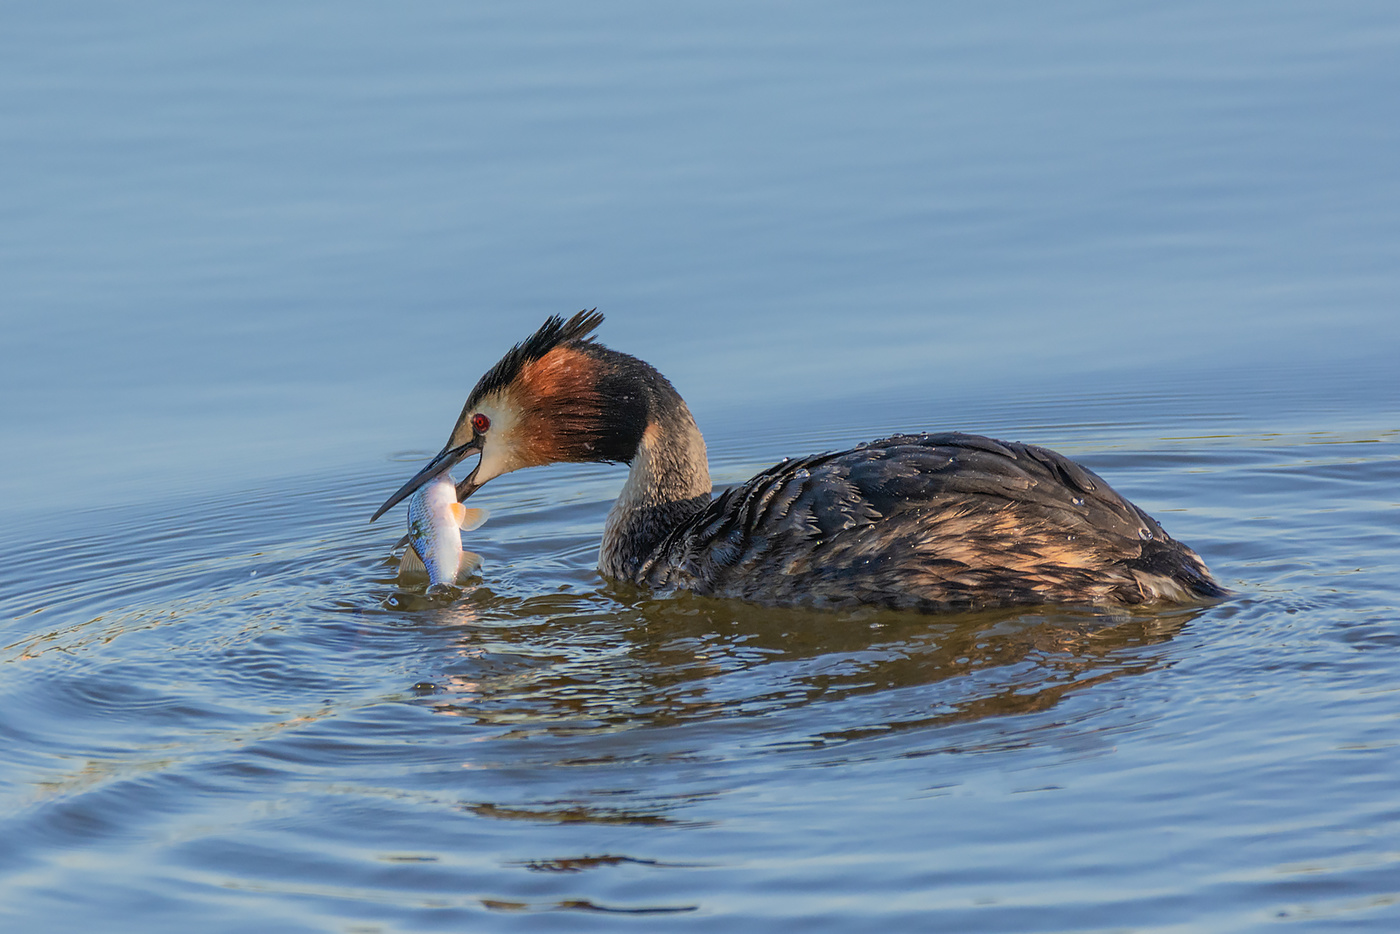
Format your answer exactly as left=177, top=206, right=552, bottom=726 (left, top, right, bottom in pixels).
left=454, top=470, right=484, bottom=503
left=369, top=438, right=481, bottom=522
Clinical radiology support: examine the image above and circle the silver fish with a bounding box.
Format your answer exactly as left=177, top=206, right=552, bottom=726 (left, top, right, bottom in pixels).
left=397, top=471, right=487, bottom=594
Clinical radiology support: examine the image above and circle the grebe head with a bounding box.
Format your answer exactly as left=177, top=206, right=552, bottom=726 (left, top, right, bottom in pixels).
left=370, top=310, right=652, bottom=521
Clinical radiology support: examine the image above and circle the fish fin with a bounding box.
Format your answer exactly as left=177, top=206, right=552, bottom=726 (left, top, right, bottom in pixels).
left=454, top=551, right=483, bottom=582
left=451, top=504, right=489, bottom=531
left=398, top=544, right=428, bottom=581
left=392, top=532, right=411, bottom=549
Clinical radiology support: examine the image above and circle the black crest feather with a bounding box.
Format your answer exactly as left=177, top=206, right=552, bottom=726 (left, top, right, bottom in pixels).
left=465, top=309, right=604, bottom=406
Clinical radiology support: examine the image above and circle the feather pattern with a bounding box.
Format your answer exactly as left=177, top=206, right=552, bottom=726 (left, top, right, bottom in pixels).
left=634, top=432, right=1224, bottom=611
left=462, top=309, right=603, bottom=411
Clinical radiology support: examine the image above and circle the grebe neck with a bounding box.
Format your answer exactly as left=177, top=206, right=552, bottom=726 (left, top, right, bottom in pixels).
left=600, top=402, right=711, bottom=582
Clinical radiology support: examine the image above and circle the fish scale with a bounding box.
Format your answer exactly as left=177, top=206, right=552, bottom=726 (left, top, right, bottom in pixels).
left=398, top=471, right=487, bottom=594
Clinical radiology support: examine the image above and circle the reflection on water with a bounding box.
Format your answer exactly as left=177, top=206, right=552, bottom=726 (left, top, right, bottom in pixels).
left=419, top=592, right=1198, bottom=753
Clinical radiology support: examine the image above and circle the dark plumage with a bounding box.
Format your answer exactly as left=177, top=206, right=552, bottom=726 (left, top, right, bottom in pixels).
left=637, top=433, right=1225, bottom=611
left=376, top=312, right=1226, bottom=612
left=459, top=309, right=605, bottom=412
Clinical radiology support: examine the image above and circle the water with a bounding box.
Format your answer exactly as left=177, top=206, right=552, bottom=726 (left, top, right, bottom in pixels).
left=3, top=2, right=1399, bottom=931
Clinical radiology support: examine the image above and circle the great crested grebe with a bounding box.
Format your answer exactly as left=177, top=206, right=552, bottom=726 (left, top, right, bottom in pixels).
left=372, top=311, right=1225, bottom=611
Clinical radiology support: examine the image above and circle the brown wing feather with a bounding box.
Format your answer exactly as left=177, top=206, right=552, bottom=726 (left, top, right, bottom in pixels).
left=638, top=432, right=1222, bottom=611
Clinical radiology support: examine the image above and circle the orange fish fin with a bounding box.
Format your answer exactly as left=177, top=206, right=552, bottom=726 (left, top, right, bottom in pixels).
left=455, top=506, right=489, bottom=532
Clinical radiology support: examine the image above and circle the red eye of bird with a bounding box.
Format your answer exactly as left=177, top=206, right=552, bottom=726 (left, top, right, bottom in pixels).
left=471, top=413, right=490, bottom=433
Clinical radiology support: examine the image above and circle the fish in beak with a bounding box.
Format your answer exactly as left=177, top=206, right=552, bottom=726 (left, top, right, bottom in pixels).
left=370, top=437, right=481, bottom=523
left=396, top=469, right=488, bottom=594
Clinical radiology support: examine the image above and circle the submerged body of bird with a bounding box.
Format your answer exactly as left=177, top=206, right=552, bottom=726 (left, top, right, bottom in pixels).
left=373, top=311, right=1225, bottom=612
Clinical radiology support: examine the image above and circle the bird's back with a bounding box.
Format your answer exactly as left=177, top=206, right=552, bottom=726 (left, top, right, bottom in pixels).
left=635, top=432, right=1224, bottom=611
